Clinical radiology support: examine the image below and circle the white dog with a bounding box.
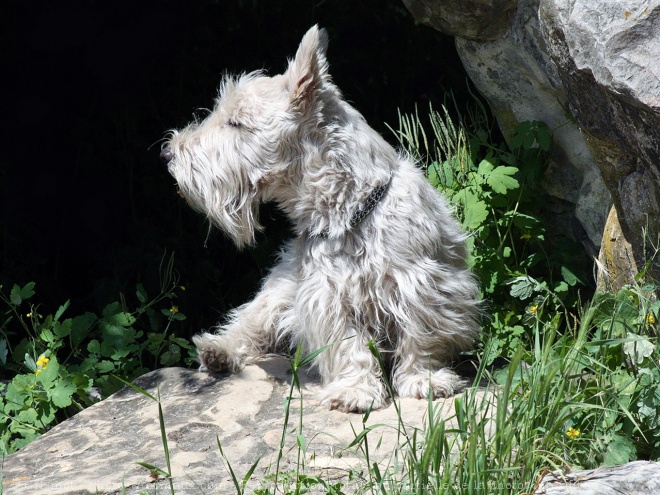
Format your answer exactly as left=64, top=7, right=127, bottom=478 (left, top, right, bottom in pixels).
left=161, top=26, right=480, bottom=412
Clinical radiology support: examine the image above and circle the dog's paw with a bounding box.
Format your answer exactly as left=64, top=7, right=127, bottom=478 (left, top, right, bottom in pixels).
left=318, top=382, right=387, bottom=413
left=197, top=347, right=230, bottom=373
left=395, top=368, right=467, bottom=400
left=192, top=333, right=243, bottom=373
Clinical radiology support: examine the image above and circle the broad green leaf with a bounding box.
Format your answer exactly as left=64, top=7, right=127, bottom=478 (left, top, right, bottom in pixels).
left=561, top=266, right=579, bottom=286
left=426, top=162, right=441, bottom=188
left=510, top=121, right=532, bottom=149
left=508, top=277, right=536, bottom=300
left=102, top=301, right=121, bottom=318
left=485, top=166, right=519, bottom=194
left=49, top=380, right=76, bottom=408
left=455, top=188, right=489, bottom=230
left=97, top=360, right=116, bottom=373
left=477, top=158, right=495, bottom=175
left=427, top=160, right=457, bottom=190
left=10, top=433, right=41, bottom=451
left=39, top=402, right=57, bottom=426
left=24, top=353, right=37, bottom=371
left=87, top=339, right=101, bottom=354
left=36, top=358, right=59, bottom=388
left=5, top=381, right=32, bottom=412
left=53, top=319, right=73, bottom=339
left=53, top=300, right=71, bottom=322
left=39, top=328, right=55, bottom=344
left=511, top=212, right=541, bottom=230
left=623, top=335, right=655, bottom=365
left=602, top=434, right=636, bottom=466
left=17, top=408, right=38, bottom=424
left=10, top=282, right=35, bottom=305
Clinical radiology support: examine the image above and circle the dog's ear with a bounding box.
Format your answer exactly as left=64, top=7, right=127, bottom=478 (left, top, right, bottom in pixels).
left=286, top=25, right=330, bottom=111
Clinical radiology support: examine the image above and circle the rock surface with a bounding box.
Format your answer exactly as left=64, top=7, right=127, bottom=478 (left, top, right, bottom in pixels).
left=402, top=0, right=518, bottom=40
left=406, top=0, right=660, bottom=287
left=3, top=359, right=657, bottom=494
left=455, top=0, right=610, bottom=252
left=535, top=460, right=660, bottom=494
left=539, top=0, right=660, bottom=287
left=1, top=358, right=473, bottom=495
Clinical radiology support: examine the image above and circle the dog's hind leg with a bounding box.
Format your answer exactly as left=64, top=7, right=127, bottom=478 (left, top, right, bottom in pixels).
left=387, top=261, right=478, bottom=399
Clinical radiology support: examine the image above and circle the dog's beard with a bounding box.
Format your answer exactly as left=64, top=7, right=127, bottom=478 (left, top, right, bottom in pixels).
left=170, top=160, right=263, bottom=248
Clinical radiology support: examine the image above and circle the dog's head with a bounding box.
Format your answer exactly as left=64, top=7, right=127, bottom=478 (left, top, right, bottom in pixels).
left=161, top=25, right=337, bottom=248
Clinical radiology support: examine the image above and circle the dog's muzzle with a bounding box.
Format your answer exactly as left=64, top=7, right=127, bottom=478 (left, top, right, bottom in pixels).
left=160, top=147, right=185, bottom=198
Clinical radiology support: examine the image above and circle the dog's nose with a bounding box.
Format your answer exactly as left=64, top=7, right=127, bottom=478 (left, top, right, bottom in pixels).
left=160, top=147, right=174, bottom=164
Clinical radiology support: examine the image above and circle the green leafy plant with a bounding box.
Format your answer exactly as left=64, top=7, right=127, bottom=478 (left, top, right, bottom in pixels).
left=0, top=256, right=194, bottom=454
left=570, top=281, right=660, bottom=464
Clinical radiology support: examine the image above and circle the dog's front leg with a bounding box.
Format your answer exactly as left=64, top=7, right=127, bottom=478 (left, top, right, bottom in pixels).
left=315, top=333, right=389, bottom=413
left=295, top=273, right=388, bottom=412
left=193, top=259, right=298, bottom=373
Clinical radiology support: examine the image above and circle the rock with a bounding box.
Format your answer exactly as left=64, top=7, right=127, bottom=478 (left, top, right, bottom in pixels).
left=405, top=0, right=660, bottom=287
left=454, top=0, right=611, bottom=252
left=595, top=206, right=640, bottom=292
left=534, top=460, right=660, bottom=494
left=539, top=0, right=660, bottom=285
left=1, top=357, right=481, bottom=495
left=401, top=0, right=518, bottom=40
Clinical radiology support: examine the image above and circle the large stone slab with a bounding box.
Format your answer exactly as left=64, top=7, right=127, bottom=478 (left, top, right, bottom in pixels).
left=407, top=0, right=660, bottom=288
left=535, top=461, right=660, bottom=494
left=539, top=0, right=660, bottom=287
left=1, top=358, right=470, bottom=495
left=455, top=0, right=611, bottom=252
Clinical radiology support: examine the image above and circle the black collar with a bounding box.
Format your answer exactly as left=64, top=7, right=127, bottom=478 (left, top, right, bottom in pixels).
left=317, top=173, right=393, bottom=238
left=349, top=175, right=392, bottom=228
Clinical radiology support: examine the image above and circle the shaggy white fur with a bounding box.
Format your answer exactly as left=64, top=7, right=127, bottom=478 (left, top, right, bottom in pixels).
left=162, top=26, right=481, bottom=413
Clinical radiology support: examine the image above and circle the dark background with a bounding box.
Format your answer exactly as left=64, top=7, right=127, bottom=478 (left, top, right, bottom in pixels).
left=1, top=1, right=471, bottom=336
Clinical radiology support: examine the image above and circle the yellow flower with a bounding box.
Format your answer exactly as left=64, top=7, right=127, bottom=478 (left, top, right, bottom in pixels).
left=646, top=313, right=656, bottom=325
left=169, top=305, right=179, bottom=314
left=566, top=427, right=580, bottom=439
left=35, top=354, right=50, bottom=376
left=179, top=286, right=186, bottom=291
left=529, top=304, right=539, bottom=315
left=521, top=233, right=532, bottom=240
